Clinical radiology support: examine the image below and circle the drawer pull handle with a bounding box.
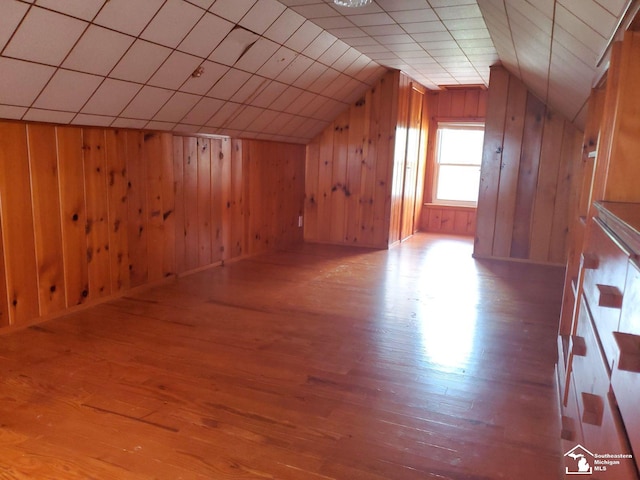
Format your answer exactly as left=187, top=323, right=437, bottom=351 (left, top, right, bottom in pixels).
left=581, top=252, right=599, bottom=270
left=581, top=392, right=604, bottom=426
left=596, top=284, right=623, bottom=308
left=613, top=332, right=640, bottom=373
left=571, top=335, right=587, bottom=356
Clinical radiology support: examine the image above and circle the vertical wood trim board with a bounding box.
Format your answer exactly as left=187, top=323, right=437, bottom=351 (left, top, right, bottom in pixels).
left=0, top=121, right=305, bottom=332
left=473, top=66, right=584, bottom=265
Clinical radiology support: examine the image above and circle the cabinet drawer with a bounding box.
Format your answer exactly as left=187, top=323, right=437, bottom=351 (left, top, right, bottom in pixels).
left=573, top=296, right=637, bottom=479
left=611, top=260, right=640, bottom=471
left=583, top=218, right=629, bottom=370
left=561, top=371, right=583, bottom=449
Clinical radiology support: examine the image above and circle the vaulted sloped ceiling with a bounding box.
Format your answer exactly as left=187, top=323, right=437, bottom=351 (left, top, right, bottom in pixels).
left=0, top=0, right=633, bottom=143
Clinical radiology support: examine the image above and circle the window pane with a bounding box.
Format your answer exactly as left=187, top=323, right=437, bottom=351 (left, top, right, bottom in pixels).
left=435, top=165, right=480, bottom=203
left=437, top=128, right=484, bottom=166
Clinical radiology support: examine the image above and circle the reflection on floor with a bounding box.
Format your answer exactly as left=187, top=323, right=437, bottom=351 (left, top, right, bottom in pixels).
left=0, top=233, right=565, bottom=479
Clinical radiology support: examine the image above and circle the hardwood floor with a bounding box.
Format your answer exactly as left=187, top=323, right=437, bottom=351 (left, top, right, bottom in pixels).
left=0, top=233, right=565, bottom=479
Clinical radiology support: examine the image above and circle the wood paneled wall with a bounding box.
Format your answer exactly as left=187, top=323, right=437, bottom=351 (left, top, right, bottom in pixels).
left=0, top=122, right=304, bottom=331
left=305, top=70, right=428, bottom=248
left=420, top=87, right=487, bottom=235
left=474, top=66, right=584, bottom=265
left=304, top=70, right=399, bottom=248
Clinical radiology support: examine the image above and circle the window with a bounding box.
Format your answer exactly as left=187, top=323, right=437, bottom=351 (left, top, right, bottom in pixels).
left=433, top=122, right=484, bottom=206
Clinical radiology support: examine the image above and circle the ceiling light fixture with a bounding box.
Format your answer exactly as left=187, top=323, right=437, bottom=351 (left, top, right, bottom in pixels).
left=334, top=0, right=372, bottom=7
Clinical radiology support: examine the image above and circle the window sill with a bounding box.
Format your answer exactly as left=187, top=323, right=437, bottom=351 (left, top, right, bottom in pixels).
left=424, top=203, right=477, bottom=210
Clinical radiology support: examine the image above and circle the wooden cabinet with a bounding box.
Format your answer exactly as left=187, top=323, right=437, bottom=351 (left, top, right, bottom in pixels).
left=557, top=29, right=640, bottom=479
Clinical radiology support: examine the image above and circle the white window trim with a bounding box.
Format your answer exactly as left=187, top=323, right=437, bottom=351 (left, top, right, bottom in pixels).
left=432, top=121, right=484, bottom=207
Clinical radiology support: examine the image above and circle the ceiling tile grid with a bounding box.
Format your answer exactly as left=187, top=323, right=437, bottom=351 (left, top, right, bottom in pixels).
left=0, top=0, right=633, bottom=141
left=0, top=0, right=385, bottom=142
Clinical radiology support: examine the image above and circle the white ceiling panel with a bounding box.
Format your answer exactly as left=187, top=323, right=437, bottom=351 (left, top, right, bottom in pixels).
left=0, top=0, right=632, bottom=141
left=4, top=6, right=87, bottom=65
left=33, top=69, right=102, bottom=112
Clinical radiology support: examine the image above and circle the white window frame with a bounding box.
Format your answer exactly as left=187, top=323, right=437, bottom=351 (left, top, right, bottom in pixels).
left=432, top=122, right=484, bottom=207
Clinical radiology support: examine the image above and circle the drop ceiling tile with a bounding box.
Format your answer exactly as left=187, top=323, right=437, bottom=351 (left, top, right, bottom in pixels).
left=328, top=27, right=368, bottom=39
left=397, top=50, right=433, bottom=59
left=0, top=1, right=29, bottom=51
left=374, top=33, right=413, bottom=45
left=240, top=0, right=287, bottom=35
left=33, top=69, right=102, bottom=112
left=402, top=21, right=448, bottom=34
left=442, top=17, right=488, bottom=30
left=209, top=0, right=257, bottom=23
left=111, top=118, right=148, bottom=129
left=0, top=57, right=55, bottom=106
left=226, top=105, right=264, bottom=130
left=462, top=46, right=498, bottom=55
left=298, top=94, right=326, bottom=117
left=269, top=85, right=304, bottom=111
left=257, top=46, right=297, bottom=78
left=251, top=81, right=288, bottom=108
left=559, top=0, right=616, bottom=38
left=275, top=54, right=312, bottom=83
left=71, top=113, right=114, bottom=127
left=318, top=40, right=351, bottom=66
left=314, top=98, right=346, bottom=122
left=303, top=31, right=336, bottom=59
left=293, top=62, right=328, bottom=89
left=313, top=16, right=353, bottom=30
left=292, top=3, right=339, bottom=18
left=207, top=68, right=252, bottom=99
left=148, top=51, right=202, bottom=90
left=411, top=31, right=454, bottom=43
left=209, top=27, right=260, bottom=66
left=178, top=13, right=235, bottom=58
left=205, top=102, right=243, bottom=127
left=263, top=9, right=306, bottom=44
left=389, top=9, right=438, bottom=23
left=333, top=47, right=363, bottom=72
left=234, top=38, right=280, bottom=73
left=284, top=20, right=323, bottom=52
left=4, top=7, right=87, bottom=65
left=366, top=52, right=399, bottom=61
left=332, top=1, right=383, bottom=14
left=181, top=97, right=224, bottom=125
left=376, top=0, right=427, bottom=12
left=145, top=120, right=176, bottom=131
left=185, top=0, right=215, bottom=9
left=94, top=0, right=164, bottom=36
left=320, top=72, right=351, bottom=99
left=24, top=108, right=75, bottom=124
left=285, top=91, right=314, bottom=114
left=451, top=28, right=491, bottom=40
left=357, top=44, right=390, bottom=54
left=109, top=40, right=172, bottom=84
left=457, top=38, right=494, bottom=48
left=342, top=54, right=370, bottom=76
left=554, top=4, right=605, bottom=55
left=173, top=124, right=202, bottom=134
left=0, top=105, right=26, bottom=119
left=62, top=26, right=134, bottom=76
left=121, top=85, right=174, bottom=119
left=153, top=92, right=201, bottom=122
left=347, top=12, right=395, bottom=27
left=35, top=0, right=105, bottom=20
left=262, top=112, right=294, bottom=134
left=82, top=78, right=141, bottom=116
left=231, top=75, right=268, bottom=104
left=247, top=109, right=280, bottom=132
left=434, top=4, right=482, bottom=19
left=180, top=61, right=230, bottom=95
left=361, top=24, right=405, bottom=36
left=595, top=0, right=627, bottom=16
left=308, top=68, right=339, bottom=94
left=140, top=0, right=204, bottom=48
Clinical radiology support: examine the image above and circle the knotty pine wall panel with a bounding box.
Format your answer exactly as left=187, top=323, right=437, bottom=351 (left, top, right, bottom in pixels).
left=474, top=66, right=584, bottom=265
left=0, top=121, right=304, bottom=332
left=304, top=69, right=399, bottom=248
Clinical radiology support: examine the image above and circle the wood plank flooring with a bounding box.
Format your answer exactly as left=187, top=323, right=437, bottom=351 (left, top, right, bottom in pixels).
left=0, top=233, right=565, bottom=479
